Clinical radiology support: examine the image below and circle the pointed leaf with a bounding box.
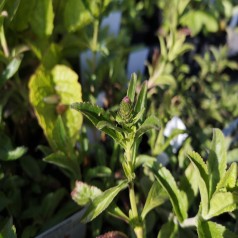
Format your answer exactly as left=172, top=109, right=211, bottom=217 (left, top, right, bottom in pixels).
left=0, top=132, right=27, bottom=161
left=198, top=220, right=238, bottom=238
left=52, top=116, right=73, bottom=154
left=141, top=181, right=167, bottom=220
left=135, top=115, right=160, bottom=140
left=71, top=181, right=102, bottom=206
left=134, top=81, right=147, bottom=122
left=216, top=163, right=237, bottom=192
left=207, top=129, right=227, bottom=198
left=29, top=65, right=83, bottom=150
left=0, top=218, right=16, bottom=238
left=205, top=191, right=238, bottom=220
left=85, top=166, right=112, bottom=180
left=127, top=73, right=137, bottom=102
left=71, top=102, right=123, bottom=143
left=157, top=221, right=178, bottom=238
left=43, top=151, right=80, bottom=179
left=151, top=164, right=187, bottom=222
left=30, top=0, right=54, bottom=37
left=81, top=180, right=128, bottom=223
left=180, top=163, right=199, bottom=208
left=0, top=54, right=23, bottom=87
left=188, top=151, right=209, bottom=216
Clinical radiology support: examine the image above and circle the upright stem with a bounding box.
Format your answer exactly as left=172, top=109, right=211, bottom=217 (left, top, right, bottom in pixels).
left=0, top=25, right=9, bottom=57
left=125, top=143, right=144, bottom=238
left=129, top=183, right=143, bottom=238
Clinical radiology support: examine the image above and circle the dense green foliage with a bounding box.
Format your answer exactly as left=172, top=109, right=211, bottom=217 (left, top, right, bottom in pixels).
left=1, top=0, right=238, bottom=237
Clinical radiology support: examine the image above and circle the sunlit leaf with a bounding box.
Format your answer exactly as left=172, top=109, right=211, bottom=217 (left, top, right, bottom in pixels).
left=29, top=65, right=83, bottom=150
left=81, top=180, right=128, bottom=223
left=207, top=129, right=227, bottom=198
left=205, top=191, right=238, bottom=220
left=127, top=73, right=137, bottom=102
left=197, top=220, right=238, bottom=238
left=71, top=181, right=102, bottom=206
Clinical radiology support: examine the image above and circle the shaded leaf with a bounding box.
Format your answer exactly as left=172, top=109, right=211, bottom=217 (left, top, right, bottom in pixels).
left=135, top=115, right=160, bottom=140
left=157, top=221, right=178, bottom=238
left=43, top=151, right=80, bottom=179
left=40, top=188, right=67, bottom=219
left=85, top=166, right=112, bottom=180
left=0, top=54, right=23, bottom=87
left=151, top=164, right=187, bottom=222
left=81, top=180, right=128, bottom=223
left=0, top=218, right=16, bottom=238
left=71, top=102, right=123, bottom=144
left=0, top=132, right=27, bottom=161
left=207, top=129, right=227, bottom=198
left=141, top=181, right=167, bottom=219
left=188, top=151, right=209, bottom=216
left=30, top=0, right=54, bottom=37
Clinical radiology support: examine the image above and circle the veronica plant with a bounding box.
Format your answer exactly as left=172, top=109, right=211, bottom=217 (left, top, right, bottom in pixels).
left=71, top=74, right=160, bottom=237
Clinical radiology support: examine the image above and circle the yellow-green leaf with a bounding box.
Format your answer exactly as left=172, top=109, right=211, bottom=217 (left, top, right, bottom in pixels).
left=29, top=65, right=83, bottom=150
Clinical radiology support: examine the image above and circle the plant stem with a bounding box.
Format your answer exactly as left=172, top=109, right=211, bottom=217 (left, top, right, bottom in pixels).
left=0, top=25, right=9, bottom=57
left=129, top=182, right=144, bottom=238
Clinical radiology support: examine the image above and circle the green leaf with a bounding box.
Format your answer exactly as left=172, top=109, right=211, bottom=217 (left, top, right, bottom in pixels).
left=43, top=151, right=80, bottom=179
left=10, top=0, right=36, bottom=31
left=135, top=154, right=156, bottom=168
left=135, top=115, right=160, bottom=140
left=127, top=73, right=137, bottom=102
left=0, top=132, right=27, bottom=161
left=141, top=181, right=167, bottom=220
left=134, top=81, right=147, bottom=121
left=30, top=0, right=54, bottom=37
left=52, top=116, right=73, bottom=155
left=205, top=191, right=238, bottom=220
left=188, top=151, right=209, bottom=217
left=4, top=0, right=21, bottom=21
left=151, top=164, right=187, bottom=222
left=29, top=65, right=83, bottom=150
left=71, top=181, right=102, bottom=206
left=228, top=148, right=238, bottom=163
left=157, top=221, right=178, bottom=238
left=197, top=220, right=238, bottom=238
left=64, top=0, right=92, bottom=32
left=216, top=163, right=237, bottom=191
left=180, top=163, right=199, bottom=208
left=85, top=166, right=112, bottom=180
left=81, top=180, right=128, bottom=223
left=0, top=54, right=23, bottom=87
left=20, top=157, right=42, bottom=181
left=40, top=188, right=67, bottom=219
left=71, top=102, right=123, bottom=144
left=0, top=218, right=16, bottom=238
left=207, top=129, right=227, bottom=198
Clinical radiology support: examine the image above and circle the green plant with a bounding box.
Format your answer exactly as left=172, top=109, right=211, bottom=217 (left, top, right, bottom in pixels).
left=71, top=75, right=238, bottom=237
